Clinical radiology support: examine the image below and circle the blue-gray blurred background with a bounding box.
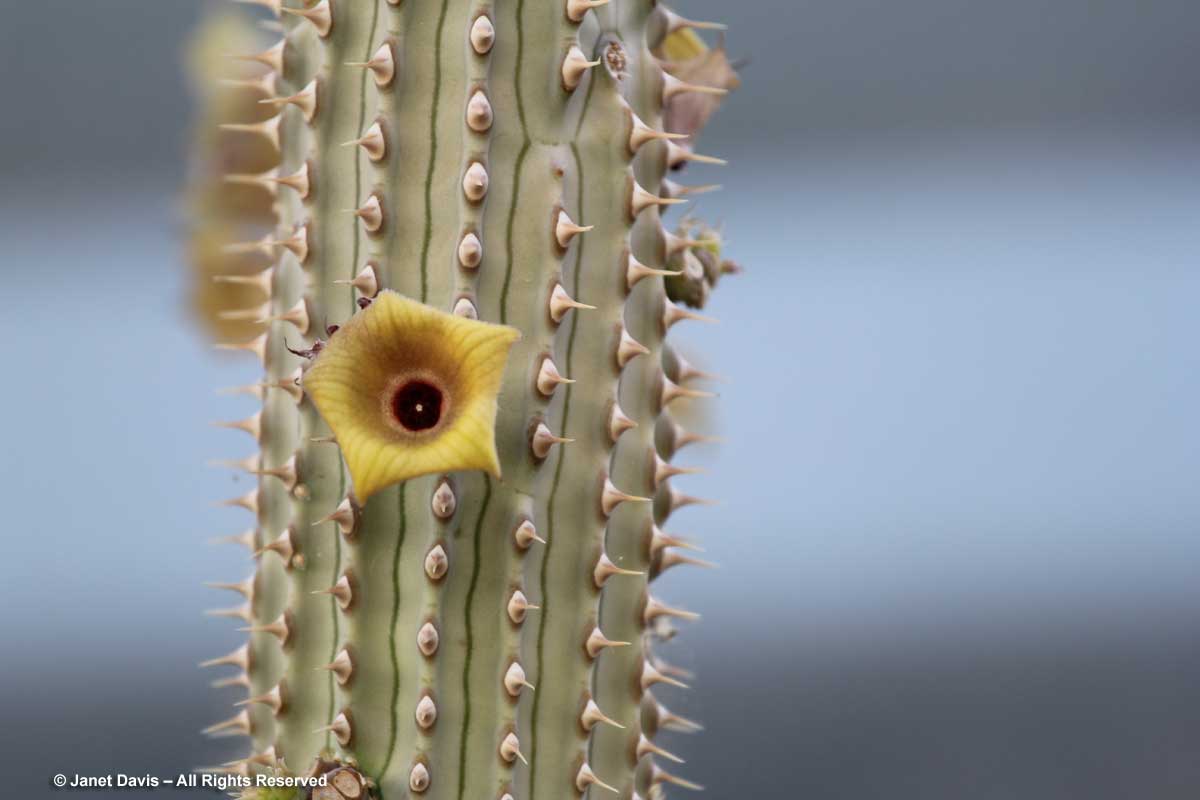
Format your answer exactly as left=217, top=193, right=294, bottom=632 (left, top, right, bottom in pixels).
left=2, top=0, right=1198, bottom=796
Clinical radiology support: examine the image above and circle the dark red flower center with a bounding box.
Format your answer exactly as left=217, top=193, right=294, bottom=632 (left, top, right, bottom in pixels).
left=392, top=380, right=443, bottom=432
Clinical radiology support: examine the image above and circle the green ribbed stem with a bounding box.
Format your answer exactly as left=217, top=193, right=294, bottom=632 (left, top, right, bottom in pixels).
left=198, top=1, right=736, bottom=797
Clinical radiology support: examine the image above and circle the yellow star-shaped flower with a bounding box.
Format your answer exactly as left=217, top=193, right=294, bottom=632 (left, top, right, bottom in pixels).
left=303, top=291, right=520, bottom=501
